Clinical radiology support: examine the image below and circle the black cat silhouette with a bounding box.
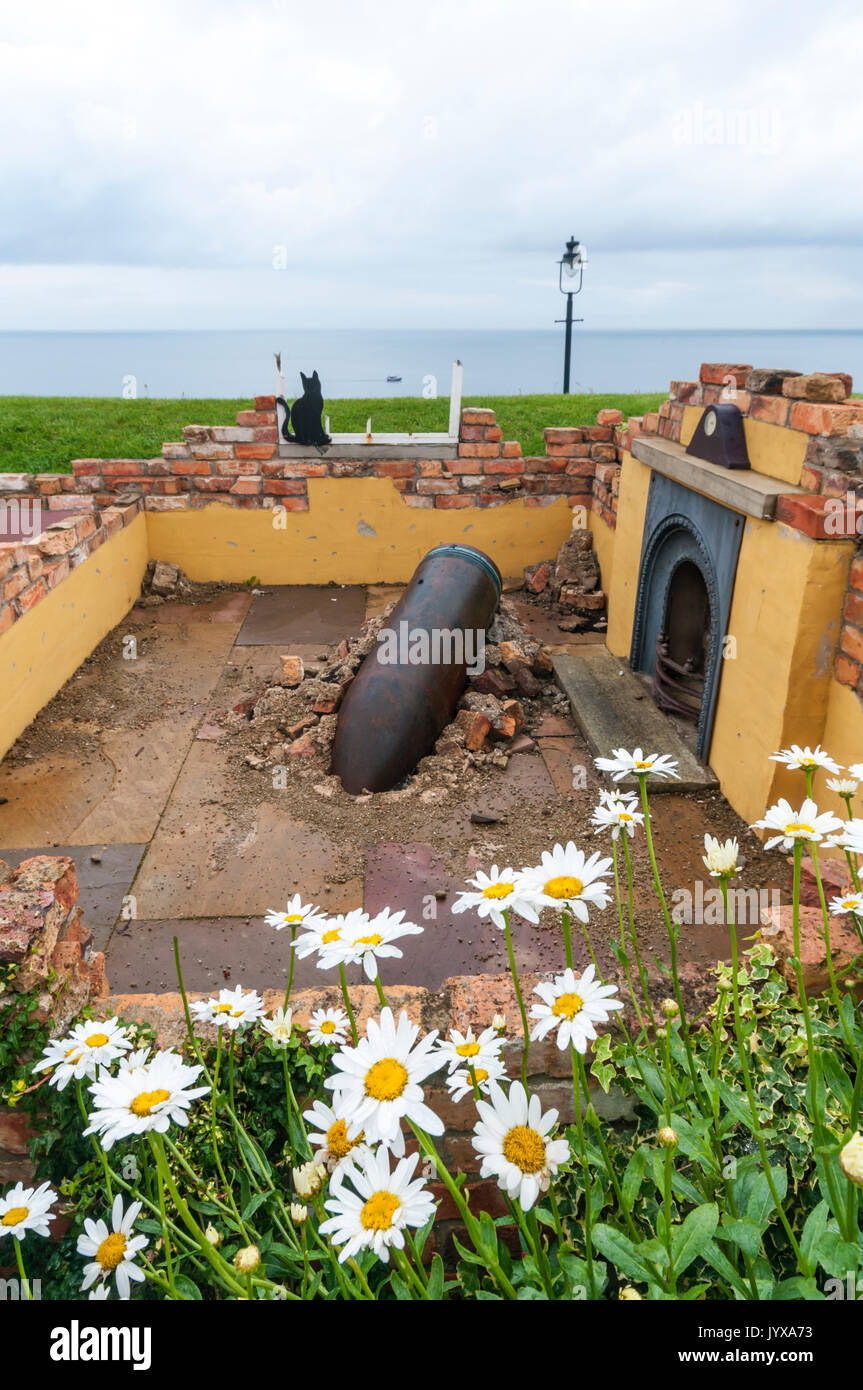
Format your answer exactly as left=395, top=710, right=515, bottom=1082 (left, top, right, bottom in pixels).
left=276, top=370, right=331, bottom=447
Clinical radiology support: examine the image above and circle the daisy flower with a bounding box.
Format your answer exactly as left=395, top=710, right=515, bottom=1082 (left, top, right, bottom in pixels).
left=324, top=1006, right=444, bottom=1156
left=595, top=747, right=679, bottom=781
left=118, top=1047, right=152, bottom=1073
left=320, top=1148, right=436, bottom=1265
left=750, top=798, right=842, bottom=851
left=32, top=1017, right=132, bottom=1090
left=451, top=864, right=540, bottom=931
left=77, top=1195, right=148, bottom=1300
left=446, top=1054, right=508, bottom=1103
left=590, top=790, right=644, bottom=839
left=472, top=1081, right=570, bottom=1211
left=265, top=894, right=326, bottom=933
left=520, top=843, right=612, bottom=921
left=829, top=892, right=863, bottom=916
left=529, top=964, right=623, bottom=1053
left=826, top=777, right=860, bottom=797
left=307, top=1007, right=350, bottom=1047
left=189, top=985, right=265, bottom=1032
left=770, top=745, right=841, bottom=776
left=320, top=907, right=424, bottom=982
left=848, top=764, right=863, bottom=782
left=0, top=1181, right=58, bottom=1241
left=84, top=1049, right=210, bottom=1150
left=303, top=1098, right=370, bottom=1172
left=436, top=1025, right=503, bottom=1074
left=89, top=1285, right=111, bottom=1300
left=702, top=835, right=739, bottom=878
left=292, top=909, right=366, bottom=963
left=261, top=1006, right=293, bottom=1048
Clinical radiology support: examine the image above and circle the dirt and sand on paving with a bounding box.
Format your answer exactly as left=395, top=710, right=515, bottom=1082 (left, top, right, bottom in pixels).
left=0, top=565, right=788, bottom=999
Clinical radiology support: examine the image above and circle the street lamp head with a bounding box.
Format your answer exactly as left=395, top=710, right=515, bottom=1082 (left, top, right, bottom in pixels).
left=559, top=236, right=586, bottom=293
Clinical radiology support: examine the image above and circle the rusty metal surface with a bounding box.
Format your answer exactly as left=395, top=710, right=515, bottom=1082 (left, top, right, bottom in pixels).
left=236, top=585, right=367, bottom=646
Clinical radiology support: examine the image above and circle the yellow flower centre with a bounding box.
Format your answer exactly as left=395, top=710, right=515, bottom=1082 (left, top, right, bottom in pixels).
left=785, top=823, right=814, bottom=835
left=96, top=1231, right=127, bottom=1270
left=543, top=875, right=583, bottom=900
left=552, top=991, right=584, bottom=1020
left=474, top=1068, right=488, bottom=1083
left=64, top=1049, right=83, bottom=1063
left=502, top=1125, right=546, bottom=1175
left=619, top=812, right=633, bottom=822
left=284, top=913, right=304, bottom=923
left=482, top=882, right=514, bottom=900
left=130, top=1088, right=171, bottom=1117
left=326, top=1119, right=364, bottom=1160
left=1, top=1206, right=28, bottom=1227
left=354, top=934, right=383, bottom=947
left=214, top=1004, right=233, bottom=1014
left=364, top=1058, right=408, bottom=1102
left=635, top=760, right=653, bottom=769
left=322, top=928, right=341, bottom=944
left=84, top=1032, right=110, bottom=1048
left=843, top=900, right=860, bottom=911
left=320, top=1020, right=336, bottom=1034
left=360, top=1191, right=401, bottom=1231
left=456, top=1041, right=480, bottom=1057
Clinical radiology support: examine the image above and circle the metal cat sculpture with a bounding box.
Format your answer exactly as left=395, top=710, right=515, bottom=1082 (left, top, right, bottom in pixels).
left=276, top=370, right=331, bottom=447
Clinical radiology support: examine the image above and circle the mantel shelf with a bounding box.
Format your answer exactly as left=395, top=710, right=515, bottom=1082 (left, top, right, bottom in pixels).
left=631, top=434, right=804, bottom=521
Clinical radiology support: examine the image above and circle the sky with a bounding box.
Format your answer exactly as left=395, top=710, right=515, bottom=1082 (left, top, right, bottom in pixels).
left=1, top=0, right=861, bottom=332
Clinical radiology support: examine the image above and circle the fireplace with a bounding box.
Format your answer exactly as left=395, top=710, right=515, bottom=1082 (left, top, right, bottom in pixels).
left=630, top=472, right=744, bottom=760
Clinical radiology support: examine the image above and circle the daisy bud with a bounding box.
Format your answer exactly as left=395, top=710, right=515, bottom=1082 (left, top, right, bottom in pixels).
left=661, top=998, right=679, bottom=1017
left=655, top=1026, right=667, bottom=1039
left=492, top=1013, right=507, bottom=1034
left=204, top=1223, right=221, bottom=1247
left=234, top=1244, right=261, bottom=1273
left=658, top=1126, right=678, bottom=1147
left=293, top=1164, right=313, bottom=1197
left=619, top=1286, right=642, bottom=1300
left=840, top=1133, right=863, bottom=1187
left=291, top=1203, right=309, bottom=1225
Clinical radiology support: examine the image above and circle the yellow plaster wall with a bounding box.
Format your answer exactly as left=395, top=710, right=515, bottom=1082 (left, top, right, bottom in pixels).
left=587, top=507, right=615, bottom=598
left=0, top=513, right=149, bottom=760
left=681, top=406, right=807, bottom=486
left=818, top=679, right=863, bottom=845
left=708, top=519, right=852, bottom=823
left=145, top=480, right=573, bottom=586
left=604, top=451, right=652, bottom=658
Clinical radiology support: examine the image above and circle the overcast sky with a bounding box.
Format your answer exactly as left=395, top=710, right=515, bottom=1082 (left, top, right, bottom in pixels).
left=1, top=0, right=861, bottom=332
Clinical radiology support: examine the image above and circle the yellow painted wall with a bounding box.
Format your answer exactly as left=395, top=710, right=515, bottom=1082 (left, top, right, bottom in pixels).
left=0, top=514, right=149, bottom=760
left=604, top=451, right=652, bottom=658
left=682, top=406, right=806, bottom=486
left=587, top=507, right=615, bottom=598
left=708, top=519, right=852, bottom=823
left=818, top=679, right=863, bottom=846
left=145, top=480, right=573, bottom=585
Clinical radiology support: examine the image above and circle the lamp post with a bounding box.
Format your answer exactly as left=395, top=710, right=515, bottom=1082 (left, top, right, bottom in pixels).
left=557, top=236, right=587, bottom=394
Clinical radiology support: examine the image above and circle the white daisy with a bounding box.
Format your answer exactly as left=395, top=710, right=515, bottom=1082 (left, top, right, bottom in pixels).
left=88, top=1284, right=111, bottom=1300
left=189, top=986, right=265, bottom=1032
left=829, top=892, right=863, bottom=916
left=32, top=1017, right=132, bottom=1090
left=118, top=1047, right=152, bottom=1073
left=320, top=907, right=424, bottom=982
left=826, top=777, right=860, bottom=797
left=451, top=864, right=540, bottom=931
left=292, top=909, right=366, bottom=963
left=261, top=1006, right=293, bottom=1048
left=520, top=842, right=612, bottom=922
left=77, top=1195, right=148, bottom=1300
left=436, top=1025, right=503, bottom=1074
left=265, top=894, right=327, bottom=933
left=307, top=1007, right=350, bottom=1047
left=595, top=747, right=680, bottom=781
left=750, top=798, right=842, bottom=851
left=529, top=964, right=623, bottom=1053
left=0, top=1181, right=58, bottom=1241
left=84, top=1049, right=210, bottom=1150
left=769, top=744, right=841, bottom=776
left=323, top=1006, right=444, bottom=1156
left=826, top=819, right=863, bottom=855
left=319, top=1147, right=436, bottom=1265
left=590, top=790, right=644, bottom=839
left=472, top=1081, right=570, bottom=1211
left=702, top=834, right=739, bottom=878
left=303, top=1098, right=370, bottom=1172
left=848, top=764, right=863, bottom=782
left=446, top=1054, right=508, bottom=1103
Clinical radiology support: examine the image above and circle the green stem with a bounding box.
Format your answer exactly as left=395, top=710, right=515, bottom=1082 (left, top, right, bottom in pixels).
left=503, top=908, right=530, bottom=1089
left=283, top=923, right=298, bottom=1010
left=339, top=962, right=358, bottom=1045
left=570, top=1043, right=597, bottom=1299
left=13, top=1237, right=31, bottom=1301
left=621, top=832, right=658, bottom=1032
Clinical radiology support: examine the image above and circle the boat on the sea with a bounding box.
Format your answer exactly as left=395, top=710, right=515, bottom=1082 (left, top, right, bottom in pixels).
left=386, top=375, right=402, bottom=382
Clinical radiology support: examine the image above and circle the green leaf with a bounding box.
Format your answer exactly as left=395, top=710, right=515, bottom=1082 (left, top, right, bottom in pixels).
left=671, top=1203, right=719, bottom=1275
left=389, top=1272, right=412, bottom=1300
left=172, top=1273, right=202, bottom=1300
left=427, top=1253, right=445, bottom=1301
left=746, top=1166, right=788, bottom=1229
left=701, top=1238, right=751, bottom=1300
left=622, top=1147, right=649, bottom=1209
left=241, top=1191, right=269, bottom=1222
left=718, top=1217, right=762, bottom=1260
left=773, top=1276, right=825, bottom=1300
left=800, top=1200, right=829, bottom=1271
left=591, top=1223, right=653, bottom=1282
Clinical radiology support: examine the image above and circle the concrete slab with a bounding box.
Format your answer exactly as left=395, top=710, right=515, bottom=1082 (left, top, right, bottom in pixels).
left=553, top=646, right=718, bottom=792
left=131, top=741, right=363, bottom=918
left=0, top=842, right=146, bottom=951
left=105, top=916, right=329, bottom=994
left=126, top=592, right=252, bottom=626
left=236, top=586, right=367, bottom=646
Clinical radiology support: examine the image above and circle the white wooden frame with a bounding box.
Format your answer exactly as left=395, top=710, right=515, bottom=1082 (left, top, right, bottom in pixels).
left=273, top=357, right=464, bottom=446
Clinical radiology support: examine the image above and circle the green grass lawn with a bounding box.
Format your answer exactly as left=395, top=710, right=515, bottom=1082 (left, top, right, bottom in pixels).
left=0, top=392, right=665, bottom=474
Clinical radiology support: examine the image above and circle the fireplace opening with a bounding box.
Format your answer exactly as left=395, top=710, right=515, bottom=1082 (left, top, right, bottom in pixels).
left=654, top=560, right=710, bottom=723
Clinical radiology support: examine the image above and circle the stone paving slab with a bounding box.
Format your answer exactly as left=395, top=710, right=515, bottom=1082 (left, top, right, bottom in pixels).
left=236, top=585, right=367, bottom=646
left=553, top=646, right=717, bottom=792
left=125, top=592, right=252, bottom=625
left=105, top=916, right=329, bottom=994
left=0, top=842, right=146, bottom=952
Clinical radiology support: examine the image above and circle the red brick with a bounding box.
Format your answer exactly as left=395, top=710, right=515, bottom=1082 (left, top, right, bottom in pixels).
left=235, top=411, right=258, bottom=427
left=543, top=427, right=582, bottom=446
left=273, top=498, right=309, bottom=512
left=193, top=477, right=234, bottom=493
left=235, top=444, right=275, bottom=460
left=841, top=624, right=863, bottom=665
left=263, top=480, right=307, bottom=495
left=418, top=460, right=443, bottom=477
left=525, top=456, right=568, bottom=474
left=845, top=591, right=863, bottom=626
left=850, top=556, right=863, bottom=591
left=457, top=443, right=501, bottom=459
left=403, top=495, right=434, bottom=508
left=776, top=493, right=833, bottom=538
left=565, top=461, right=596, bottom=477
left=435, top=494, right=474, bottom=509
left=16, top=579, right=46, bottom=613
left=699, top=362, right=752, bottom=387
left=501, top=441, right=522, bottom=458
left=485, top=426, right=503, bottom=442
left=746, top=395, right=789, bottom=427
left=800, top=464, right=823, bottom=492
left=71, top=459, right=101, bottom=475
left=642, top=412, right=660, bottom=432
left=836, top=654, right=861, bottom=687
left=545, top=442, right=580, bottom=458
left=170, top=459, right=212, bottom=476
left=590, top=443, right=618, bottom=463
left=483, top=458, right=524, bottom=475
left=461, top=408, right=496, bottom=426
left=790, top=402, right=863, bottom=436
left=596, top=408, right=623, bottom=425
left=374, top=460, right=415, bottom=478
left=278, top=462, right=328, bottom=479
left=460, top=425, right=485, bottom=442
left=253, top=427, right=279, bottom=444
left=2, top=568, right=28, bottom=601
left=43, top=558, right=70, bottom=588
left=229, top=477, right=262, bottom=495
left=417, top=478, right=458, bottom=494
left=102, top=461, right=144, bottom=478
left=254, top=395, right=276, bottom=410
left=253, top=411, right=276, bottom=426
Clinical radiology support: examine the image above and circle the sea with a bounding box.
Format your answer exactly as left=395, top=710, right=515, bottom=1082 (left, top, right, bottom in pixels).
left=0, top=329, right=861, bottom=400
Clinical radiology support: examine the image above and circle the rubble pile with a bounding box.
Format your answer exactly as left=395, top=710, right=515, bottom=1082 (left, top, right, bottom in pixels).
left=523, top=527, right=607, bottom=633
